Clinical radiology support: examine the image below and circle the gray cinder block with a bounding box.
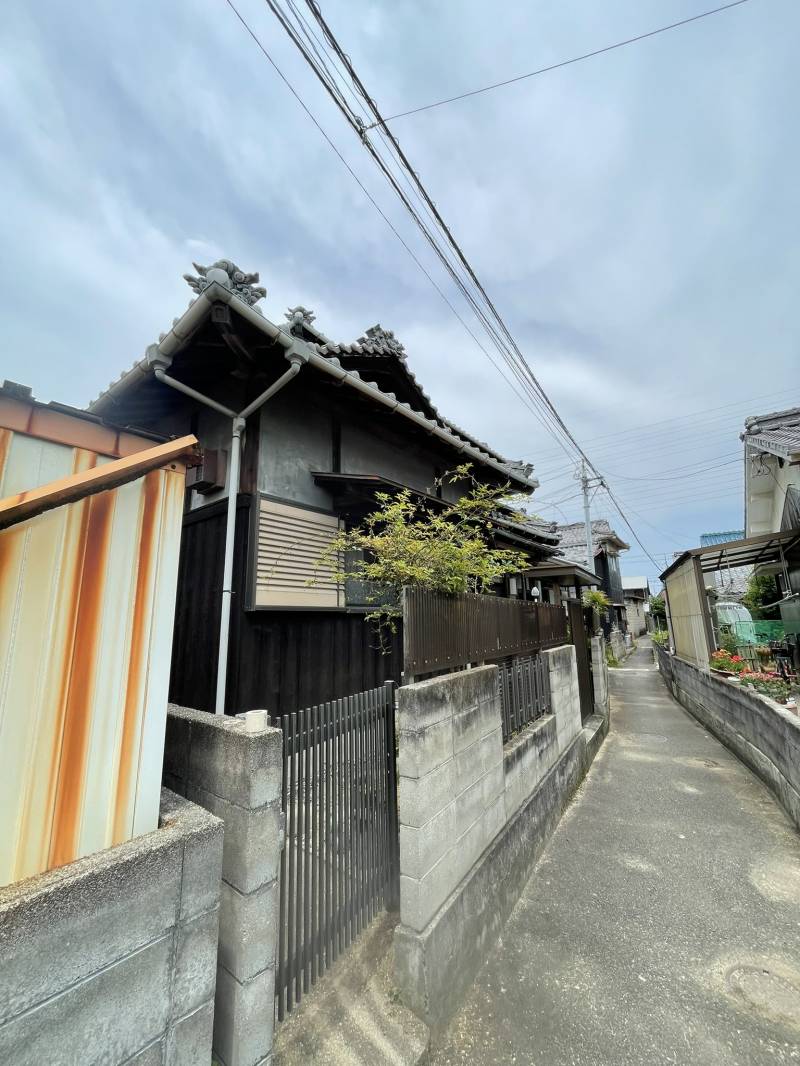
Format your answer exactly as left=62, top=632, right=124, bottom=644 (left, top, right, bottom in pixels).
left=166, top=1001, right=215, bottom=1066
left=218, top=879, right=278, bottom=983
left=214, top=965, right=274, bottom=1066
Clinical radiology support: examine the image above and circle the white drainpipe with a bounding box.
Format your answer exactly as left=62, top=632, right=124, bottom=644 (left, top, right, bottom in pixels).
left=151, top=349, right=307, bottom=715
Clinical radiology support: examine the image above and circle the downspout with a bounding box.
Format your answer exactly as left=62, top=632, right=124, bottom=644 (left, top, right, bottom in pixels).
left=151, top=347, right=308, bottom=714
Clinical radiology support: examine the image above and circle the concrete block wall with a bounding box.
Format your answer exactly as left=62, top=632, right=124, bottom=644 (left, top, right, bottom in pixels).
left=397, top=666, right=504, bottom=933
left=0, top=789, right=222, bottom=1065
left=164, top=705, right=284, bottom=1066
left=609, top=628, right=627, bottom=662
left=655, top=646, right=800, bottom=828
left=395, top=645, right=601, bottom=1028
left=591, top=635, right=610, bottom=715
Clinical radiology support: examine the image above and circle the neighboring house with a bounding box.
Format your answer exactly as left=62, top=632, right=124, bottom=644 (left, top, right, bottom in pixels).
left=555, top=520, right=630, bottom=632
left=89, top=259, right=557, bottom=714
left=698, top=531, right=751, bottom=603
left=522, top=555, right=601, bottom=608
left=743, top=406, right=800, bottom=536
left=621, top=576, right=650, bottom=636
left=741, top=407, right=800, bottom=634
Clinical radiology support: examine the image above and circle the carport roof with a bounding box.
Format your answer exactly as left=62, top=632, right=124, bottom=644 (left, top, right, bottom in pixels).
left=660, top=528, right=800, bottom=581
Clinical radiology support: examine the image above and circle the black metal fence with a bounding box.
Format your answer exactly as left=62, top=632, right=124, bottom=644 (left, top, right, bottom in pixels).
left=402, top=587, right=568, bottom=678
left=498, top=654, right=551, bottom=742
left=272, top=683, right=399, bottom=1021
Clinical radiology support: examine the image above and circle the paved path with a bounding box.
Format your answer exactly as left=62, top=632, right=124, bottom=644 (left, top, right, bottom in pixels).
left=431, top=639, right=800, bottom=1065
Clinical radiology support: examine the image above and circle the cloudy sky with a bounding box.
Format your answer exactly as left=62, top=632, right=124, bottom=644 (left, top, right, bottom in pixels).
left=2, top=0, right=797, bottom=585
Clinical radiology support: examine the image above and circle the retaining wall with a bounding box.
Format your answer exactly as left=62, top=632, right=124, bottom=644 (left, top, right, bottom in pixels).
left=655, top=646, right=800, bottom=829
left=0, top=789, right=222, bottom=1065
left=394, top=646, right=608, bottom=1029
left=164, top=704, right=283, bottom=1066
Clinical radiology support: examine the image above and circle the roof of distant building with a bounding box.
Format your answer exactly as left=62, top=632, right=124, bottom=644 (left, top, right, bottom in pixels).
left=742, top=406, right=800, bottom=460
left=555, top=519, right=630, bottom=557
left=711, top=565, right=751, bottom=599
left=700, top=530, right=745, bottom=547
left=622, top=576, right=650, bottom=592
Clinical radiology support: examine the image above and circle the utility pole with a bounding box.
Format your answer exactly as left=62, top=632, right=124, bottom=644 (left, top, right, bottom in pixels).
left=581, top=461, right=594, bottom=569
left=578, top=461, right=605, bottom=571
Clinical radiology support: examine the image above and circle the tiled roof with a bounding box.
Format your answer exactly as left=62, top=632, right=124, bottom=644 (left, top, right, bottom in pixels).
left=314, top=326, right=510, bottom=465
left=742, top=406, right=800, bottom=459
left=556, top=519, right=627, bottom=550
left=88, top=270, right=534, bottom=487
left=712, top=565, right=751, bottom=599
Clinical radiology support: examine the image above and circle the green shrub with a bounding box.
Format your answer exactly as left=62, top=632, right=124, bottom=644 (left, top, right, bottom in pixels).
left=739, top=673, right=791, bottom=703
left=652, top=630, right=669, bottom=646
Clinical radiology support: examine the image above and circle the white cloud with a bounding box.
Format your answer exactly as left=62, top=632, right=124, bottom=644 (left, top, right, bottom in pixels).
left=1, top=0, right=797, bottom=585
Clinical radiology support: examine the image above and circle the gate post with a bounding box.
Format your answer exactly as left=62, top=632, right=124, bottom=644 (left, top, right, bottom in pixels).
left=163, top=704, right=284, bottom=1066
left=568, top=600, right=594, bottom=721
left=384, top=680, right=401, bottom=910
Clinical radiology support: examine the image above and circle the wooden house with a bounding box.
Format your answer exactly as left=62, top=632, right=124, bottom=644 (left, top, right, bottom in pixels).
left=90, top=260, right=557, bottom=714
left=554, top=520, right=630, bottom=633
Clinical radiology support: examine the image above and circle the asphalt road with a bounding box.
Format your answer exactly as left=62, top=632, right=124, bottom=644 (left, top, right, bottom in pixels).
left=431, top=639, right=800, bottom=1065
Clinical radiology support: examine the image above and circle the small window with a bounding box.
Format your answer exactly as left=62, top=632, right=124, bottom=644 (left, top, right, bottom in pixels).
left=252, top=498, right=343, bottom=608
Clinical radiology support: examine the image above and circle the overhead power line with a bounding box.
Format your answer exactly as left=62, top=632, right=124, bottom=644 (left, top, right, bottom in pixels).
left=530, top=385, right=800, bottom=465
left=223, top=0, right=564, bottom=439
left=364, top=0, right=756, bottom=127
left=234, top=0, right=665, bottom=569
left=256, top=0, right=584, bottom=462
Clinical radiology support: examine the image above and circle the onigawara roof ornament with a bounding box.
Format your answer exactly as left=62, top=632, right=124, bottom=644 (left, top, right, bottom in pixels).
left=285, top=306, right=316, bottom=335
left=183, top=259, right=266, bottom=312
left=359, top=324, right=407, bottom=360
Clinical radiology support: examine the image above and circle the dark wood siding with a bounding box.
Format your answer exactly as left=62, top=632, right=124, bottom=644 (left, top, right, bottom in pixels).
left=169, top=496, right=401, bottom=716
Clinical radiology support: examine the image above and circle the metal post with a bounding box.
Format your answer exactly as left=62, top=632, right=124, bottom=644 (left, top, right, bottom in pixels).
left=384, top=680, right=400, bottom=911
left=215, top=417, right=244, bottom=716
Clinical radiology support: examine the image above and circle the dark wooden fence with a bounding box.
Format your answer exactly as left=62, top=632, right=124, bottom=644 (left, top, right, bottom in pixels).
left=568, top=599, right=594, bottom=721
left=169, top=496, right=402, bottom=716
left=498, top=654, right=551, bottom=742
left=402, top=587, right=568, bottom=677
left=271, top=683, right=399, bottom=1021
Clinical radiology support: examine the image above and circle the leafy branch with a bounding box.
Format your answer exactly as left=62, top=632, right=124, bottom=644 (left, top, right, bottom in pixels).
left=315, top=465, right=531, bottom=642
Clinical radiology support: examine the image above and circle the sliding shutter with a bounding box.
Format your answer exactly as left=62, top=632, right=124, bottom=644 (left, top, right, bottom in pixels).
left=253, top=497, right=343, bottom=608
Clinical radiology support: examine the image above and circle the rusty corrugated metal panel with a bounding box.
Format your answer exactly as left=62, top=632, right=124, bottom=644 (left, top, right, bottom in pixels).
left=0, top=438, right=192, bottom=886
left=0, top=393, right=160, bottom=458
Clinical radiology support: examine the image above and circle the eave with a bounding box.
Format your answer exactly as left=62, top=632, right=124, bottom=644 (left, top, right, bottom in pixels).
left=90, top=282, right=538, bottom=494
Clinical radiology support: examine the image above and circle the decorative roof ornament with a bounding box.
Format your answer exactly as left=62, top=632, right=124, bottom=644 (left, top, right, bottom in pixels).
left=505, top=459, right=535, bottom=481
left=285, top=306, right=316, bottom=336
left=359, top=324, right=406, bottom=360
left=183, top=259, right=266, bottom=312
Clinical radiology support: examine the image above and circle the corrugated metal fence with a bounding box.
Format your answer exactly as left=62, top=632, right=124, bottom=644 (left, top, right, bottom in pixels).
left=402, top=587, right=567, bottom=677
left=0, top=433, right=193, bottom=886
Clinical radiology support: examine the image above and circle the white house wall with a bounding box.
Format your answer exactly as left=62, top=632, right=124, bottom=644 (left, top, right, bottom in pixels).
left=746, top=450, right=800, bottom=537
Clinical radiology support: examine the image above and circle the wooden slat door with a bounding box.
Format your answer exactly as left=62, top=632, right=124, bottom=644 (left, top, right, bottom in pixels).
left=568, top=600, right=594, bottom=721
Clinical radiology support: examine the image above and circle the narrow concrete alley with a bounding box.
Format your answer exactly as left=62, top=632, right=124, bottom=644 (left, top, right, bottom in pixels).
left=431, top=639, right=800, bottom=1066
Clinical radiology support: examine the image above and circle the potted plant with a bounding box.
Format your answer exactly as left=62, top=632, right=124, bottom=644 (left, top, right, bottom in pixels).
left=754, top=644, right=771, bottom=668
left=582, top=589, right=611, bottom=635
